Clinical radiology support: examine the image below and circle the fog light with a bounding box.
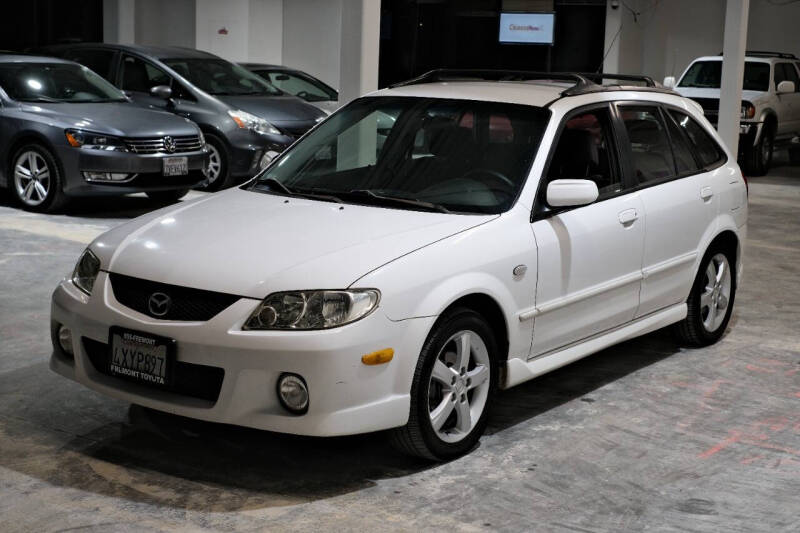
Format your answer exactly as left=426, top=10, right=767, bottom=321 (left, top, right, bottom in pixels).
left=277, top=373, right=309, bottom=414
left=260, top=150, right=279, bottom=169
left=58, top=325, right=74, bottom=356
left=82, top=171, right=131, bottom=182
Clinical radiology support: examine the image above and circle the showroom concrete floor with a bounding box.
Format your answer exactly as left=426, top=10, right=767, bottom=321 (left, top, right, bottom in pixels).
left=0, top=163, right=798, bottom=533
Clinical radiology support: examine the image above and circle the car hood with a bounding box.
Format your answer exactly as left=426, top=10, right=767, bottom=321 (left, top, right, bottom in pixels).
left=94, top=188, right=496, bottom=298
left=674, top=87, right=767, bottom=103
left=216, top=94, right=326, bottom=126
left=19, top=101, right=199, bottom=137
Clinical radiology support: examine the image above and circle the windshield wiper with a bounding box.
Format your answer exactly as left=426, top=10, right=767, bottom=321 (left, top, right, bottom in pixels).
left=347, top=189, right=450, bottom=213
left=19, top=96, right=62, bottom=103
left=255, top=177, right=343, bottom=203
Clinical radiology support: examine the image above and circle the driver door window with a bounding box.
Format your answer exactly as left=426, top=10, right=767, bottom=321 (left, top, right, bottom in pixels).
left=120, top=55, right=170, bottom=93
left=548, top=107, right=621, bottom=199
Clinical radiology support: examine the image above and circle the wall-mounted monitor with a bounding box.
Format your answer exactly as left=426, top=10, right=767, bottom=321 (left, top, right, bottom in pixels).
left=498, top=12, right=555, bottom=45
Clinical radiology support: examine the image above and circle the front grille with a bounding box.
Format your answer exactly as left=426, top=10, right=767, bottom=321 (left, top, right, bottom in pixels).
left=83, top=337, right=224, bottom=403
left=108, top=272, right=241, bottom=321
left=690, top=97, right=720, bottom=113
left=125, top=134, right=204, bottom=154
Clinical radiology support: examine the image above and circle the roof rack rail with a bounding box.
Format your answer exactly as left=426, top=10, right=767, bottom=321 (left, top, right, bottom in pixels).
left=388, top=69, right=677, bottom=97
left=718, top=50, right=797, bottom=59
left=389, top=69, right=596, bottom=96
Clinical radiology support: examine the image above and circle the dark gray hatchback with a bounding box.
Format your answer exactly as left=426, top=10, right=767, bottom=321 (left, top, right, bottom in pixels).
left=0, top=55, right=209, bottom=212
left=42, top=44, right=327, bottom=190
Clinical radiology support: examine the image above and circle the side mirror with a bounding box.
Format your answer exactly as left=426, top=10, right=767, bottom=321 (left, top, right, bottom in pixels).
left=662, top=76, right=676, bottom=89
left=150, top=85, right=173, bottom=100
left=546, top=179, right=599, bottom=208
left=777, top=80, right=795, bottom=94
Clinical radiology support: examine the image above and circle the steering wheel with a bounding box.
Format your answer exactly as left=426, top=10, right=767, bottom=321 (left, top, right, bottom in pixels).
left=461, top=167, right=515, bottom=189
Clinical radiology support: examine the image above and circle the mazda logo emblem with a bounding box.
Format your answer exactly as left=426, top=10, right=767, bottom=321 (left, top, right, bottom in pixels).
left=148, top=292, right=171, bottom=317
left=163, top=136, right=176, bottom=153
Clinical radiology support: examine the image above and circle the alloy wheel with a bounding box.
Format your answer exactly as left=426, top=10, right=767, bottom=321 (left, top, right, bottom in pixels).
left=427, top=330, right=491, bottom=444
left=700, top=253, right=732, bottom=333
left=206, top=143, right=222, bottom=183
left=14, top=151, right=51, bottom=207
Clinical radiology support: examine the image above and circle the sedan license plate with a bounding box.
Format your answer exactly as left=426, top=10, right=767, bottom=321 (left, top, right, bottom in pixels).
left=108, top=327, right=175, bottom=387
left=163, top=156, right=188, bottom=176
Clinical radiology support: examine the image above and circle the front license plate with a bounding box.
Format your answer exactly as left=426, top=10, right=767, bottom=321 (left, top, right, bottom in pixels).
left=108, top=327, right=175, bottom=387
left=162, top=156, right=188, bottom=176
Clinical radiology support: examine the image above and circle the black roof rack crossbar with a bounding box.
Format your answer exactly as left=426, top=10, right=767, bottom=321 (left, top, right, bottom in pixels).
left=576, top=72, right=657, bottom=87
left=389, top=69, right=596, bottom=95
left=718, top=50, right=797, bottom=59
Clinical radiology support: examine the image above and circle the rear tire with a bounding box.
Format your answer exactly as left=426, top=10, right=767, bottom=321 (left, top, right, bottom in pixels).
left=196, top=134, right=231, bottom=191
left=390, top=307, right=497, bottom=460
left=146, top=189, right=189, bottom=204
left=674, top=246, right=737, bottom=347
left=9, top=143, right=68, bottom=213
left=744, top=127, right=773, bottom=176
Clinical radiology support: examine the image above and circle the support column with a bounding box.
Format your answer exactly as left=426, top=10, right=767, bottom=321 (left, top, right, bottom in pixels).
left=718, top=0, right=750, bottom=155
left=103, top=0, right=135, bottom=44
left=338, top=0, right=381, bottom=105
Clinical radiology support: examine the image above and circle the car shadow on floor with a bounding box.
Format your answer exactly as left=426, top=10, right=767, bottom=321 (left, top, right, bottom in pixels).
left=25, top=329, right=684, bottom=511
left=0, top=189, right=207, bottom=220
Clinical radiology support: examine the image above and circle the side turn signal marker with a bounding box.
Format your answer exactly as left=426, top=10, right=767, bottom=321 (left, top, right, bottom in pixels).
left=361, top=348, right=394, bottom=365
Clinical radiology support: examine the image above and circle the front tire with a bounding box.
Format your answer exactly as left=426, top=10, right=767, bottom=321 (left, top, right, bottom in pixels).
left=10, top=144, right=67, bottom=212
left=390, top=308, right=497, bottom=460
left=674, top=247, right=736, bottom=347
left=196, top=134, right=231, bottom=191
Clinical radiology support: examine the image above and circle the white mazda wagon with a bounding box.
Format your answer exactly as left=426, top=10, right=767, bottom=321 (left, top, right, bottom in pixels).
left=50, top=71, right=748, bottom=459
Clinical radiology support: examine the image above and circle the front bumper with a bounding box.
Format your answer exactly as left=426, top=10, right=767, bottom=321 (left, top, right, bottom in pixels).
left=58, top=146, right=210, bottom=196
left=50, top=273, right=434, bottom=437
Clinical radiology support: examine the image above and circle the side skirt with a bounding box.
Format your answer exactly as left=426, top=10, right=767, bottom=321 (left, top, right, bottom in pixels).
left=502, top=303, right=687, bottom=389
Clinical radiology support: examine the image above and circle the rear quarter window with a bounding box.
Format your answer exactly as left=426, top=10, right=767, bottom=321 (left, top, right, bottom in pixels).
left=668, top=110, right=726, bottom=168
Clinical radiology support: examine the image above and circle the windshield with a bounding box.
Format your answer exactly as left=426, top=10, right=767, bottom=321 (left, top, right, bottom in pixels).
left=678, top=61, right=771, bottom=91
left=163, top=58, right=283, bottom=96
left=251, top=97, right=550, bottom=214
left=254, top=69, right=338, bottom=102
left=0, top=62, right=126, bottom=103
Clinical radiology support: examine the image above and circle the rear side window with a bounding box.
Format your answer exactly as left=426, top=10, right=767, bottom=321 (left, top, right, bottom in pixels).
left=548, top=107, right=621, bottom=198
left=64, top=49, right=116, bottom=82
left=620, top=106, right=675, bottom=183
left=663, top=111, right=700, bottom=174
left=669, top=110, right=726, bottom=168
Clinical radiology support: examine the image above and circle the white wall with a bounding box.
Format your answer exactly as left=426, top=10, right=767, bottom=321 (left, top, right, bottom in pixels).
left=605, top=0, right=800, bottom=82
left=103, top=0, right=135, bottom=44
left=135, top=0, right=196, bottom=48
left=282, top=0, right=343, bottom=89
left=195, top=0, right=250, bottom=61
left=248, top=0, right=283, bottom=64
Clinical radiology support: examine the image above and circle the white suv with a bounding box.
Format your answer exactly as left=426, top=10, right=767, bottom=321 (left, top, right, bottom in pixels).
left=665, top=51, right=800, bottom=175
left=50, top=71, right=748, bottom=460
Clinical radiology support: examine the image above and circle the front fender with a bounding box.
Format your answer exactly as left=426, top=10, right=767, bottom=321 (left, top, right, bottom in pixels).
left=356, top=208, right=537, bottom=360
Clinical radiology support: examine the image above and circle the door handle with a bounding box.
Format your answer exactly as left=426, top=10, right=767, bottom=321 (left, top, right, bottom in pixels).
left=700, top=186, right=714, bottom=201
left=618, top=208, right=638, bottom=225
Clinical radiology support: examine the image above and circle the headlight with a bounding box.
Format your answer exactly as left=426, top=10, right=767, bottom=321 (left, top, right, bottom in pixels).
left=72, top=248, right=100, bottom=296
left=198, top=129, right=206, bottom=146
left=740, top=102, right=756, bottom=120
left=65, top=129, right=128, bottom=151
left=244, top=289, right=380, bottom=330
left=227, top=109, right=281, bottom=135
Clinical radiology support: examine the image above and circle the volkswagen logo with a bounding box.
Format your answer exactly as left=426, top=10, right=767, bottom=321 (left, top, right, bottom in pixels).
left=163, top=136, right=176, bottom=153
left=148, top=292, right=172, bottom=317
